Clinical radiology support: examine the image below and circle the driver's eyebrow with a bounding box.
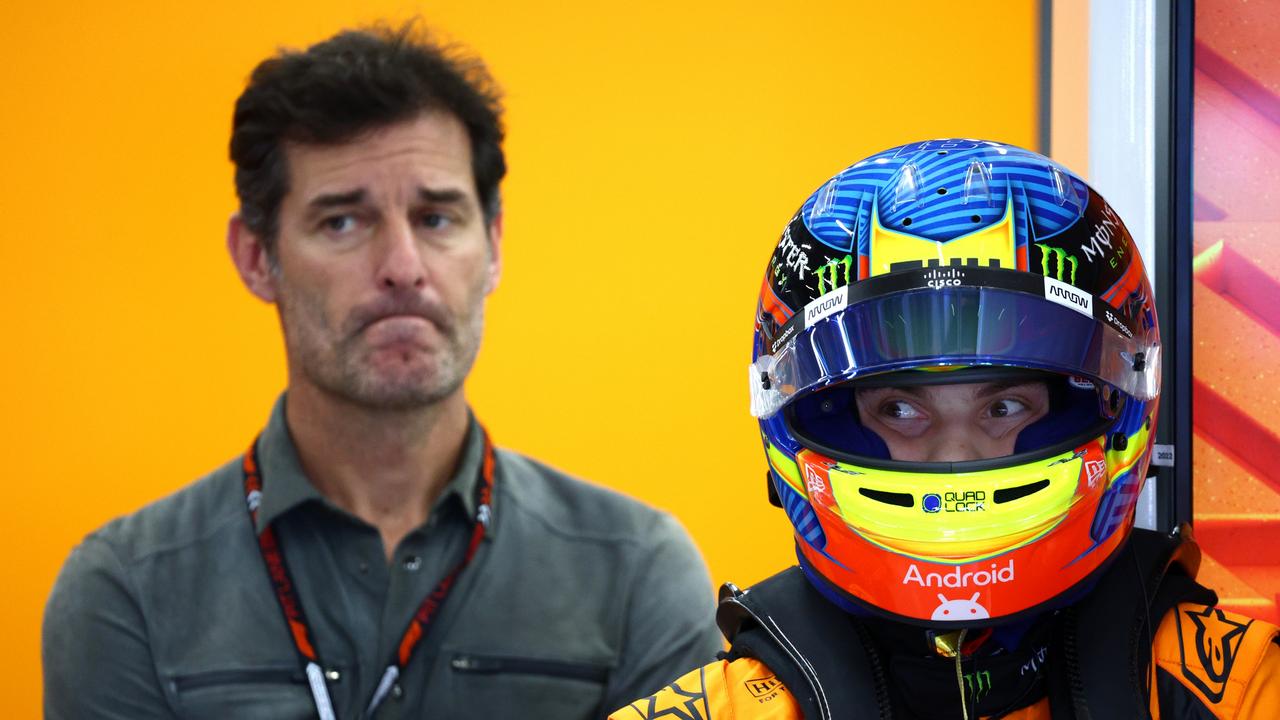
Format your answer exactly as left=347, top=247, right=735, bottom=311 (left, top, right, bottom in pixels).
left=863, top=385, right=926, bottom=398
left=973, top=381, right=1042, bottom=398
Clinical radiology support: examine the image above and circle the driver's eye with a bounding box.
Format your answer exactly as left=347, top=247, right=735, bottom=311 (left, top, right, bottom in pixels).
left=989, top=398, right=1028, bottom=418
left=882, top=401, right=923, bottom=420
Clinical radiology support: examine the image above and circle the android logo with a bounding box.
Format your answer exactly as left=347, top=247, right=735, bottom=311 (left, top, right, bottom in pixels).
left=931, top=592, right=990, bottom=621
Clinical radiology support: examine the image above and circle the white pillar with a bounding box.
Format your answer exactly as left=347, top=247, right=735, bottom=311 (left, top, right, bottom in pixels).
left=1088, top=0, right=1161, bottom=530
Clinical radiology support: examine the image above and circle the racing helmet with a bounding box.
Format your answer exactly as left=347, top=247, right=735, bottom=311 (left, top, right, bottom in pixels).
left=751, top=139, right=1161, bottom=627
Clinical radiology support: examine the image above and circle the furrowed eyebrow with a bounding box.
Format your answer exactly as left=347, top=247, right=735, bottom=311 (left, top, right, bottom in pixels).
left=306, top=189, right=366, bottom=210
left=417, top=187, right=468, bottom=205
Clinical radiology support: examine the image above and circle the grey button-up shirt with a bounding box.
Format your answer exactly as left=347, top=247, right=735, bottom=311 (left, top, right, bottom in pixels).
left=44, top=397, right=721, bottom=719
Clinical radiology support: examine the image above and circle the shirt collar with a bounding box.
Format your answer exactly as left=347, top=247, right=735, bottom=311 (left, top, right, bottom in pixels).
left=251, top=394, right=488, bottom=534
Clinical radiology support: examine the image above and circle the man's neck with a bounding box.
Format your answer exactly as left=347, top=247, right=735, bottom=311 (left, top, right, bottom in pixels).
left=284, top=383, right=471, bottom=561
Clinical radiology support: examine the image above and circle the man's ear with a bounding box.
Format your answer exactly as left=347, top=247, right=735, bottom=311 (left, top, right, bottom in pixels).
left=484, top=212, right=503, bottom=295
left=227, top=214, right=278, bottom=303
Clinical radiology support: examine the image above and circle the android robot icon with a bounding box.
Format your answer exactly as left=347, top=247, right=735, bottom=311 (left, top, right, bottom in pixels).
left=931, top=593, right=990, bottom=621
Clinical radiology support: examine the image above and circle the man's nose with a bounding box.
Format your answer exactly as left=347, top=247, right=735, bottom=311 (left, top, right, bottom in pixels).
left=375, top=218, right=427, bottom=290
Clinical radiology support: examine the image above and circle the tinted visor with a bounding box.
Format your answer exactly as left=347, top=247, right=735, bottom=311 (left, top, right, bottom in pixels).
left=750, top=285, right=1158, bottom=418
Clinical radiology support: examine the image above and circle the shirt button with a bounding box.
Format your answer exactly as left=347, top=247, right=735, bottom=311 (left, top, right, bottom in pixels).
left=403, top=555, right=422, bottom=572
left=358, top=562, right=370, bottom=574
left=392, top=682, right=404, bottom=700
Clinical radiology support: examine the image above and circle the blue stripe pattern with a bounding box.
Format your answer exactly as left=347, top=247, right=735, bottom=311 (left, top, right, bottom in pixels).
left=1090, top=469, right=1142, bottom=544
left=774, top=469, right=827, bottom=551
left=798, top=140, right=1090, bottom=264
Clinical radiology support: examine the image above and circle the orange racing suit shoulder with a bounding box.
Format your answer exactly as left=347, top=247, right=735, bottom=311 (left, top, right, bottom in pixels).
left=1150, top=602, right=1280, bottom=719
left=609, top=656, right=802, bottom=720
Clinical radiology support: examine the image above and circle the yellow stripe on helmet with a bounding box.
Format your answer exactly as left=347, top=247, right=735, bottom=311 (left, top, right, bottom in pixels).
left=766, top=442, right=805, bottom=496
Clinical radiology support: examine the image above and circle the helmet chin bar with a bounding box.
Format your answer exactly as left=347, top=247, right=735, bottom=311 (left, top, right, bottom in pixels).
left=794, top=544, right=1109, bottom=631
left=764, top=410, right=1154, bottom=625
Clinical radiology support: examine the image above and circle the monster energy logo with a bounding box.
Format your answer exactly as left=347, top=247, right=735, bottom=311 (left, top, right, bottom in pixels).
left=964, top=670, right=992, bottom=702
left=1036, top=243, right=1078, bottom=285
left=815, top=255, right=854, bottom=294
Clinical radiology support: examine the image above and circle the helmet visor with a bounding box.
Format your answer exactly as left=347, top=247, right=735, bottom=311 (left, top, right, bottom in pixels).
left=750, top=283, right=1158, bottom=418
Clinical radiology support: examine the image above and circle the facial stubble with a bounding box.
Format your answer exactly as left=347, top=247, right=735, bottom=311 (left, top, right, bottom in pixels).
left=277, top=276, right=487, bottom=412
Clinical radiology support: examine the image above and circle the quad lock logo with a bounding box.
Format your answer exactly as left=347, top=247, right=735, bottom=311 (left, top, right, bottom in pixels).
left=922, top=490, right=986, bottom=513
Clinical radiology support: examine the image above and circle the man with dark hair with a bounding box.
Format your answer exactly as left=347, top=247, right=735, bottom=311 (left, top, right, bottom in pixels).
left=44, top=24, right=720, bottom=719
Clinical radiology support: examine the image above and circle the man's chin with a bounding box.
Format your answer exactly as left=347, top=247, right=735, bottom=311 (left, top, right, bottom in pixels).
left=345, top=383, right=457, bottom=410
left=334, top=364, right=462, bottom=410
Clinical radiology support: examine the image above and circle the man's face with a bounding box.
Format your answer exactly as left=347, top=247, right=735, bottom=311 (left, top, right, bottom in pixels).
left=855, top=381, right=1050, bottom=462
left=264, top=112, right=499, bottom=410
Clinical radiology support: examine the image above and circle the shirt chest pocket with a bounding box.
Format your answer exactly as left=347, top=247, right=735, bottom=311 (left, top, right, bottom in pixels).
left=167, top=666, right=319, bottom=720
left=441, top=651, right=611, bottom=719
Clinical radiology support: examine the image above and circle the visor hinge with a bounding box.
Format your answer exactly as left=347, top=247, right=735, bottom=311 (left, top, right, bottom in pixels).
left=760, top=371, right=772, bottom=390
left=1132, top=352, right=1146, bottom=372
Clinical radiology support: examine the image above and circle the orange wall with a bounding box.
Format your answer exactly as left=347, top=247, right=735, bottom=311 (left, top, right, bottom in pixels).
left=1050, top=0, right=1089, bottom=175
left=1, top=1, right=1038, bottom=709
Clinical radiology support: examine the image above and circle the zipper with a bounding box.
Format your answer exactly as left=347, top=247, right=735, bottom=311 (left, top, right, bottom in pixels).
left=851, top=619, right=894, bottom=720
left=450, top=653, right=610, bottom=683
left=170, top=667, right=307, bottom=692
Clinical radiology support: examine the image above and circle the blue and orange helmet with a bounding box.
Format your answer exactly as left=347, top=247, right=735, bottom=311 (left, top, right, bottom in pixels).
left=750, top=139, right=1161, bottom=627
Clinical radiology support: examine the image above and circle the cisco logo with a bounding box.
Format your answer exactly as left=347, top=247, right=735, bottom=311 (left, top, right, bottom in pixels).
left=923, top=268, right=965, bottom=290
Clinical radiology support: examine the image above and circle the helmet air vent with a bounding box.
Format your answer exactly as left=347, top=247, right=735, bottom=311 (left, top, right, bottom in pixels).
left=1048, top=165, right=1083, bottom=210
left=992, top=479, right=1051, bottom=504
left=892, top=163, right=921, bottom=211
left=962, top=160, right=993, bottom=207
left=858, top=487, right=914, bottom=508
left=810, top=177, right=840, bottom=223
